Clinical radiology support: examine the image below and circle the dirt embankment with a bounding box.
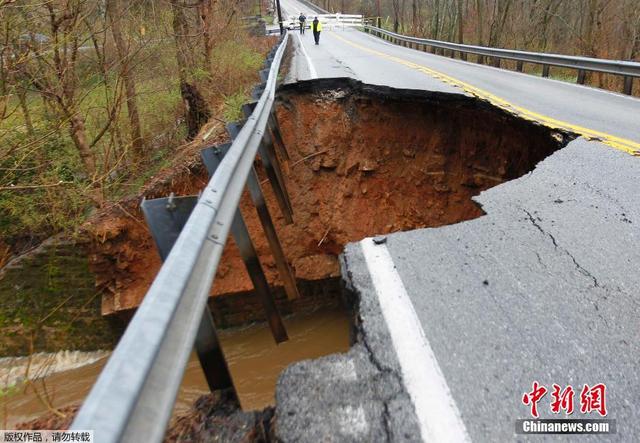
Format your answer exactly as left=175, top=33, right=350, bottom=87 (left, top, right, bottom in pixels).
left=92, top=78, right=569, bottom=316
left=84, top=126, right=223, bottom=315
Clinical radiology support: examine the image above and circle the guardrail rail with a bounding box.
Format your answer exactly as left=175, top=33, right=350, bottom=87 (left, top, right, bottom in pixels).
left=70, top=32, right=291, bottom=443
left=283, top=13, right=363, bottom=31
left=364, top=25, right=640, bottom=95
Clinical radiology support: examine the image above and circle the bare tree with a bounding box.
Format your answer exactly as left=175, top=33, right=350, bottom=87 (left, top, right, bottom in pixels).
left=456, top=0, right=463, bottom=43
left=106, top=0, right=144, bottom=158
left=171, top=0, right=211, bottom=139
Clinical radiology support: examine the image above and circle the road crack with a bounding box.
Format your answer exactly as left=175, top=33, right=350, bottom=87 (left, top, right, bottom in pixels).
left=522, top=208, right=599, bottom=288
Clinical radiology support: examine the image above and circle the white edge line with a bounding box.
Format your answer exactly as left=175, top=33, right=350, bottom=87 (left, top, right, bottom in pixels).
left=360, top=238, right=471, bottom=443
left=296, top=33, right=318, bottom=79
left=357, top=29, right=640, bottom=103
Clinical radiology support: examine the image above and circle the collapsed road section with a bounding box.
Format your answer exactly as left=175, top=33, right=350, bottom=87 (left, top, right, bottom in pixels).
left=167, top=79, right=582, bottom=441
left=90, top=77, right=569, bottom=325
left=272, top=80, right=640, bottom=441
left=270, top=79, right=573, bottom=442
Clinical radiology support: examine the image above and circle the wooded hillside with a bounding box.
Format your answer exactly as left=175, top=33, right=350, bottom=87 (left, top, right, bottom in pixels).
left=0, top=0, right=270, bottom=262
left=326, top=0, right=639, bottom=78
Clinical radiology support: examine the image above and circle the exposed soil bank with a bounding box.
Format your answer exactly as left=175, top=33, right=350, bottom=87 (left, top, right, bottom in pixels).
left=271, top=78, right=570, bottom=287
left=16, top=79, right=576, bottom=440
left=94, top=78, right=569, bottom=318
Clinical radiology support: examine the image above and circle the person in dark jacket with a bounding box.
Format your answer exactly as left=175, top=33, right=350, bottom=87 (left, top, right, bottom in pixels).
left=298, top=13, right=306, bottom=34
left=312, top=17, right=322, bottom=45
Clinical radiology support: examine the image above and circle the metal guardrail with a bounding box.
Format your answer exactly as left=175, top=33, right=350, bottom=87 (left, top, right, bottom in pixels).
left=364, top=25, right=640, bottom=95
left=70, top=32, right=290, bottom=443
left=284, top=13, right=363, bottom=30
left=322, top=14, right=363, bottom=29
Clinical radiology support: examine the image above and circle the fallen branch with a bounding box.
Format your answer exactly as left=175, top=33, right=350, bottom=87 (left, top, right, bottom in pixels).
left=115, top=203, right=149, bottom=232
left=317, top=228, right=330, bottom=247
left=0, top=181, right=72, bottom=191
left=291, top=150, right=328, bottom=168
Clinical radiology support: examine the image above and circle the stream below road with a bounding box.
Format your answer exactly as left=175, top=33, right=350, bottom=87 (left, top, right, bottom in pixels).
left=1, top=307, right=349, bottom=428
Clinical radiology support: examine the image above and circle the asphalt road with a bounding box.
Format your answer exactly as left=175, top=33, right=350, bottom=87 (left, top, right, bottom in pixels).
left=273, top=3, right=640, bottom=441
left=282, top=10, right=639, bottom=150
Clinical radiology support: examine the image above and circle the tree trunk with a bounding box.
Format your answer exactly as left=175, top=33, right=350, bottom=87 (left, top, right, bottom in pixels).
left=69, top=114, right=102, bottom=205
left=475, top=0, right=483, bottom=44
left=17, top=90, right=34, bottom=135
left=432, top=0, right=440, bottom=39
left=106, top=0, right=144, bottom=158
left=199, top=1, right=213, bottom=70
left=171, top=0, right=211, bottom=140
left=456, top=0, right=464, bottom=43
left=412, top=0, right=418, bottom=33
left=392, top=0, right=400, bottom=32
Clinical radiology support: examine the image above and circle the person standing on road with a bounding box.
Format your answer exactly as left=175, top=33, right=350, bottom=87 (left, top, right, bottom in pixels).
left=298, top=13, right=306, bottom=34
left=312, top=16, right=322, bottom=45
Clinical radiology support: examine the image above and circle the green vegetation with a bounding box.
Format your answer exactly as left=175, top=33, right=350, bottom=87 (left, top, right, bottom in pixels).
left=0, top=383, right=20, bottom=399
left=223, top=92, right=252, bottom=122
left=0, top=1, right=273, bottom=255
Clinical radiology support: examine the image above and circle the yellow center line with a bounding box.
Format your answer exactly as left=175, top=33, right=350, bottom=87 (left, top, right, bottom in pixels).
left=329, top=31, right=640, bottom=156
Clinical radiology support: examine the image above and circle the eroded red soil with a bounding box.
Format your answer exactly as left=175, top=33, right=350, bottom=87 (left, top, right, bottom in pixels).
left=90, top=79, right=567, bottom=315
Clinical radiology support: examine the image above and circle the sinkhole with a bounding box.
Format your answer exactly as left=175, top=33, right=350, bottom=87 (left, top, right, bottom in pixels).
left=265, top=77, right=571, bottom=286
left=187, top=77, right=572, bottom=412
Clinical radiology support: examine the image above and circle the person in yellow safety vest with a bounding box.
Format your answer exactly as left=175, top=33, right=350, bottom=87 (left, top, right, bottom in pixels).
left=312, top=17, right=322, bottom=45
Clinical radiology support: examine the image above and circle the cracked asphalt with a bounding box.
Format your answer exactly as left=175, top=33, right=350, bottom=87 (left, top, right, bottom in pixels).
left=375, top=138, right=640, bottom=441
left=277, top=137, right=640, bottom=441
left=272, top=1, right=640, bottom=440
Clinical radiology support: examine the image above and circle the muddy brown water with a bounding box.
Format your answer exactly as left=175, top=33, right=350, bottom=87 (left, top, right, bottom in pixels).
left=1, top=307, right=349, bottom=428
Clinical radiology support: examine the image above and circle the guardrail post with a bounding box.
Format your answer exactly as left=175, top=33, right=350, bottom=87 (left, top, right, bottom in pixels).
left=229, top=211, right=289, bottom=343
left=492, top=57, right=501, bottom=68
left=268, top=113, right=290, bottom=160
left=516, top=60, right=523, bottom=72
left=460, top=52, right=467, bottom=61
left=477, top=54, right=485, bottom=65
left=200, top=146, right=289, bottom=343
left=244, top=102, right=290, bottom=161
left=623, top=76, right=633, bottom=95
left=140, top=195, right=235, bottom=393
left=542, top=64, right=550, bottom=77
left=202, top=145, right=300, bottom=302
left=227, top=121, right=294, bottom=225
left=577, top=69, right=587, bottom=85
left=244, top=168, right=301, bottom=301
